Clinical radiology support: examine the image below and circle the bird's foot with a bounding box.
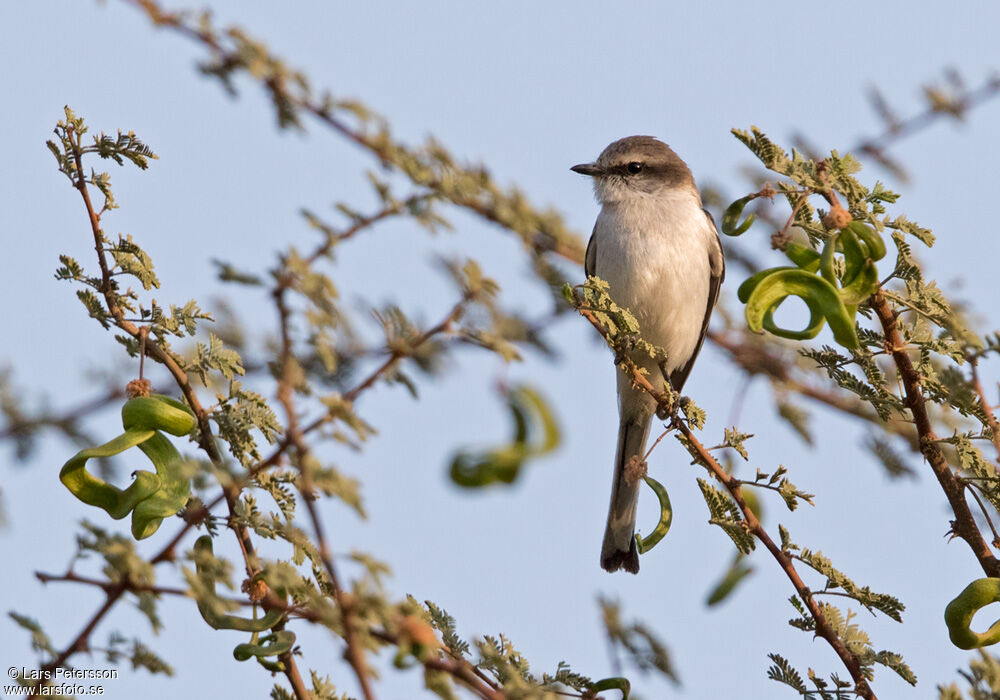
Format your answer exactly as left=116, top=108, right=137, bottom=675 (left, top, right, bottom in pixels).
left=613, top=336, right=638, bottom=366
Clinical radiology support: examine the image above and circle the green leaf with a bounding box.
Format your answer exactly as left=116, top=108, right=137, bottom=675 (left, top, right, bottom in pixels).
left=590, top=677, right=630, bottom=698
left=449, top=385, right=560, bottom=488
left=706, top=556, right=754, bottom=606
left=9, top=612, right=56, bottom=658
left=722, top=427, right=754, bottom=461
left=744, top=268, right=858, bottom=349
left=697, top=479, right=755, bottom=554
left=634, top=475, right=673, bottom=554
left=767, top=653, right=807, bottom=694
left=721, top=196, right=755, bottom=236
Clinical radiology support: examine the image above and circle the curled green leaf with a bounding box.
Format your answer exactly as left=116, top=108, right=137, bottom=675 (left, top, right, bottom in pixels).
left=945, top=578, right=1000, bottom=649
left=819, top=233, right=838, bottom=287
left=193, top=536, right=287, bottom=632
left=836, top=227, right=866, bottom=286
left=844, top=220, right=886, bottom=261
left=762, top=303, right=825, bottom=341
left=233, top=630, right=296, bottom=662
left=449, top=385, right=560, bottom=488
left=839, top=258, right=880, bottom=306
left=590, top=677, right=631, bottom=699
left=783, top=242, right=820, bottom=271
left=745, top=269, right=859, bottom=349
left=721, top=196, right=754, bottom=236
left=737, top=266, right=797, bottom=304
left=634, top=475, right=673, bottom=554
left=739, top=267, right=826, bottom=341
left=59, top=394, right=196, bottom=539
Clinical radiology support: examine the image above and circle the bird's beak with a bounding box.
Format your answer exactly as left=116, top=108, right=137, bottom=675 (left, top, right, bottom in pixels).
left=571, top=163, right=604, bottom=177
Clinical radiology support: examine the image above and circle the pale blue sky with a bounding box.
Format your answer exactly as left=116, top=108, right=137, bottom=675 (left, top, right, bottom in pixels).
left=3, top=2, right=1000, bottom=698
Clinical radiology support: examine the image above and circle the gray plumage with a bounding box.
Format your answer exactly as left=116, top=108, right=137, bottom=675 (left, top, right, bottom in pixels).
left=574, top=136, right=724, bottom=573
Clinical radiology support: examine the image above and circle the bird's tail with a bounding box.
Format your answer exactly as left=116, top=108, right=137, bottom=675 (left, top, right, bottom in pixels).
left=600, top=414, right=652, bottom=573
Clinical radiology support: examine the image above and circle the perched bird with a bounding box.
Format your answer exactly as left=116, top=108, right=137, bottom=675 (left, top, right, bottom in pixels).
left=572, top=136, right=725, bottom=573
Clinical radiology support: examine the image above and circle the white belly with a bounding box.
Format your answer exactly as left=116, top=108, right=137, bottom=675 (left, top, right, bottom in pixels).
left=593, top=192, right=711, bottom=376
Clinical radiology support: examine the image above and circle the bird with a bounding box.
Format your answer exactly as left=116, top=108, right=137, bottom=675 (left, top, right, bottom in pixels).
left=572, top=136, right=725, bottom=573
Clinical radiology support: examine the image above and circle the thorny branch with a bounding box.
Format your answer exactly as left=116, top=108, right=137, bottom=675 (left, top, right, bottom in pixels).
left=857, top=75, right=1000, bottom=180
left=970, top=357, right=1000, bottom=462
left=573, top=303, right=877, bottom=700
left=0, top=387, right=123, bottom=443
left=273, top=281, right=375, bottom=700
left=38, top=123, right=316, bottom=695
left=871, top=291, right=1000, bottom=578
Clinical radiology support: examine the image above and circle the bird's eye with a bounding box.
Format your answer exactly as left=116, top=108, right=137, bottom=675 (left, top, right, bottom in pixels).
left=626, top=162, right=643, bottom=174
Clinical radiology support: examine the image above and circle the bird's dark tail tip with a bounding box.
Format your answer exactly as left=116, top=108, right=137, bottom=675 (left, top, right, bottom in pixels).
left=601, top=538, right=639, bottom=574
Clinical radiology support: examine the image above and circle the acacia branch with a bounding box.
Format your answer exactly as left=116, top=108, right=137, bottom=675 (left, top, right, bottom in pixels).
left=33, top=496, right=211, bottom=681
left=66, top=123, right=261, bottom=574
left=708, top=329, right=921, bottom=450
left=970, top=358, right=1000, bottom=461
left=856, top=75, right=1000, bottom=178
left=273, top=283, right=376, bottom=700
left=574, top=304, right=876, bottom=700
left=0, top=387, right=123, bottom=442
left=298, top=192, right=439, bottom=271
left=34, top=570, right=247, bottom=605
left=871, top=291, right=1000, bottom=577
left=40, top=127, right=281, bottom=687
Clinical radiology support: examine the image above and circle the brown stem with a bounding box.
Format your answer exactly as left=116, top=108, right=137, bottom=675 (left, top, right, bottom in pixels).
left=278, top=650, right=311, bottom=700
left=0, top=387, right=124, bottom=441
left=675, top=421, right=875, bottom=699
left=37, top=588, right=123, bottom=679
left=970, top=358, right=1000, bottom=462
left=296, top=193, right=438, bottom=273
left=68, top=124, right=260, bottom=573
left=965, top=483, right=1000, bottom=549
left=274, top=285, right=376, bottom=700
left=369, top=629, right=505, bottom=700
left=35, top=570, right=244, bottom=604
left=771, top=188, right=811, bottom=249
left=856, top=76, right=1000, bottom=169
left=708, top=329, right=921, bottom=451
left=871, top=292, right=1000, bottom=576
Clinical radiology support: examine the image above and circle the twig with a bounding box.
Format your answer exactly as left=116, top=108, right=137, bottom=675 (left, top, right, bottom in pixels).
left=771, top=188, right=811, bottom=250
left=964, top=482, right=1000, bottom=549
left=35, top=570, right=245, bottom=605
left=643, top=427, right=672, bottom=462
left=296, top=193, right=439, bottom=273
left=273, top=284, right=376, bottom=700
left=65, top=123, right=261, bottom=576
left=369, top=629, right=505, bottom=700
left=708, top=329, right=920, bottom=450
left=0, top=387, right=123, bottom=441
left=856, top=75, right=1000, bottom=177
left=970, top=358, right=1000, bottom=462
left=35, top=501, right=208, bottom=680
left=674, top=420, right=875, bottom=699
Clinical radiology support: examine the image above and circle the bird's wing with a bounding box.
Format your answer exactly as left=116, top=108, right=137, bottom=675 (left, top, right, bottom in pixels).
left=668, top=209, right=725, bottom=392
left=585, top=224, right=597, bottom=278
